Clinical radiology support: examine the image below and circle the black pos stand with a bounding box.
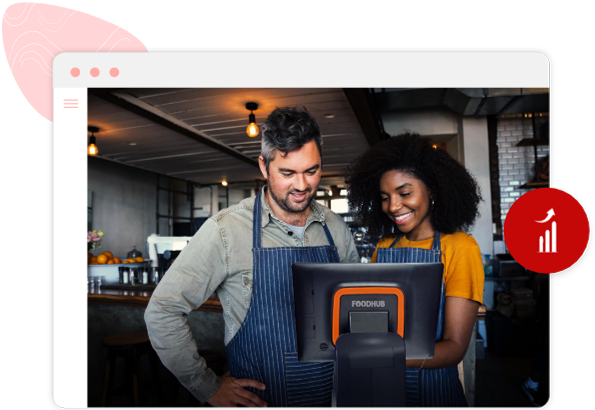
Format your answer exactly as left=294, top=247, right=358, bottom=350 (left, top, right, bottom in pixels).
left=292, top=263, right=444, bottom=407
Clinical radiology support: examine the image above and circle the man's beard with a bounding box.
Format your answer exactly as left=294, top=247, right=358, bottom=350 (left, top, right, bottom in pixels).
left=268, top=186, right=315, bottom=213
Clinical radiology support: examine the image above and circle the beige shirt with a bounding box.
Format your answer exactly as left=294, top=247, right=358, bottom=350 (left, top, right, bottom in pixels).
left=145, top=192, right=359, bottom=402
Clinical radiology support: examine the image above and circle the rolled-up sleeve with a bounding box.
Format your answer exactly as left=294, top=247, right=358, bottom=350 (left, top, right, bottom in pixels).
left=144, top=218, right=228, bottom=403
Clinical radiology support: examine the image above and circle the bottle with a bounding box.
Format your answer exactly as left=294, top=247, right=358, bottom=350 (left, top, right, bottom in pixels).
left=142, top=270, right=148, bottom=285
left=360, top=248, right=370, bottom=263
left=483, top=254, right=493, bottom=277
left=123, top=268, right=129, bottom=284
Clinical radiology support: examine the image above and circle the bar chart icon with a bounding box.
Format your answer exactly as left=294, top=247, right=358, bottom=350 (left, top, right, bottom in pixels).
left=539, top=222, right=558, bottom=253
left=538, top=221, right=557, bottom=253
left=536, top=208, right=557, bottom=253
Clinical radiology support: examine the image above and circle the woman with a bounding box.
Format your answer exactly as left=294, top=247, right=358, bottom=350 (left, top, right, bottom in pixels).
left=345, top=133, right=484, bottom=407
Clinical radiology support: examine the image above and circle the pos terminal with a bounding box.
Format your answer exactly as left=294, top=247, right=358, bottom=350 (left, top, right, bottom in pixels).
left=292, top=262, right=443, bottom=407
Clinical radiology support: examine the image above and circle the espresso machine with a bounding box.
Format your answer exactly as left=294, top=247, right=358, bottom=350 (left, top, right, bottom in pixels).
left=146, top=234, right=193, bottom=282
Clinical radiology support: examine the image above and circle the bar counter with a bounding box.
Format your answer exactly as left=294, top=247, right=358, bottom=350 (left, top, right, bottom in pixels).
left=87, top=285, right=485, bottom=404
left=88, top=287, right=223, bottom=312
left=88, top=287, right=485, bottom=316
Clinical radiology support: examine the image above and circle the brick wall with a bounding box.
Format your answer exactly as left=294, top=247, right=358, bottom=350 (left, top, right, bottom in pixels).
left=496, top=116, right=549, bottom=225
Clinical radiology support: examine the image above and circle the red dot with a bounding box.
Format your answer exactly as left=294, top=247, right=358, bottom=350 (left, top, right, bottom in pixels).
left=70, top=67, right=80, bottom=77
left=110, top=67, right=119, bottom=77
left=90, top=67, right=100, bottom=77
left=504, top=188, right=590, bottom=274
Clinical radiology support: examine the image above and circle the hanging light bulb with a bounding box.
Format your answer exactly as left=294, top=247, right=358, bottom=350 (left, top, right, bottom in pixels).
left=247, top=120, right=259, bottom=138
left=88, top=141, right=98, bottom=156
left=222, top=181, right=228, bottom=187
left=88, top=126, right=99, bottom=156
left=245, top=102, right=259, bottom=137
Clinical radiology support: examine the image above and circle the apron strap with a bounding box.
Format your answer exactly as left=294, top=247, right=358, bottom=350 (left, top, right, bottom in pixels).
left=253, top=188, right=264, bottom=248
left=253, top=187, right=337, bottom=249
left=430, top=230, right=441, bottom=251
left=321, top=222, right=336, bottom=248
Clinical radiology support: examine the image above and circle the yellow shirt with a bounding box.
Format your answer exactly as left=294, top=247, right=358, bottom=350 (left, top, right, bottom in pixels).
left=371, top=231, right=484, bottom=304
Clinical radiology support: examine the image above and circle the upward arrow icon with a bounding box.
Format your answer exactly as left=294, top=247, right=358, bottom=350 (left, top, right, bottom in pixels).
left=536, top=208, right=555, bottom=223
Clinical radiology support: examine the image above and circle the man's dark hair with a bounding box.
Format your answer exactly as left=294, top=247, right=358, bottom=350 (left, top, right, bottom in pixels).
left=260, top=106, right=323, bottom=170
left=345, top=132, right=482, bottom=240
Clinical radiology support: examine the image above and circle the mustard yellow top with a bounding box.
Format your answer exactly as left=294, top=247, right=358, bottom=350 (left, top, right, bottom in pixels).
left=371, top=231, right=485, bottom=304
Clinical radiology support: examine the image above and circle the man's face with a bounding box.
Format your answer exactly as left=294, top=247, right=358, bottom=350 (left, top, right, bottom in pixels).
left=259, top=140, right=322, bottom=214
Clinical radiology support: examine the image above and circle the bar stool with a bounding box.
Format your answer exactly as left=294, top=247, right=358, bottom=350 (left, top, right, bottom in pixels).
left=101, top=331, right=163, bottom=407
left=167, top=350, right=227, bottom=406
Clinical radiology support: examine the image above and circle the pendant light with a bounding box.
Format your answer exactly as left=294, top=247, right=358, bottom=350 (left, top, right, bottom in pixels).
left=88, top=126, right=99, bottom=156
left=245, top=102, right=259, bottom=138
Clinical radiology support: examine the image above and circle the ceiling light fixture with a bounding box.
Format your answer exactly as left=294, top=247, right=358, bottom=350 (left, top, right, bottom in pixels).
left=88, top=126, right=99, bottom=156
left=128, top=142, right=137, bottom=146
left=222, top=181, right=228, bottom=187
left=324, top=114, right=335, bottom=119
left=246, top=102, right=259, bottom=138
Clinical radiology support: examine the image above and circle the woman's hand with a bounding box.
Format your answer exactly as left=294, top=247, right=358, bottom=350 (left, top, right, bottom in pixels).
left=407, top=296, right=480, bottom=369
left=207, top=373, right=268, bottom=407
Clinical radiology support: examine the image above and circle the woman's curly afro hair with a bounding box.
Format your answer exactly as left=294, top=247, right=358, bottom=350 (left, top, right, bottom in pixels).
left=345, top=132, right=482, bottom=240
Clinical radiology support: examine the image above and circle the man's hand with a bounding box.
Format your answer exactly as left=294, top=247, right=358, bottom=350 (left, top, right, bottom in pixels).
left=207, top=373, right=267, bottom=407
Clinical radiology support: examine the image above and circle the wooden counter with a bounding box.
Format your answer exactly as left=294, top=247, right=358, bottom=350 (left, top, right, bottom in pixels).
left=87, top=288, right=223, bottom=313
left=88, top=288, right=485, bottom=318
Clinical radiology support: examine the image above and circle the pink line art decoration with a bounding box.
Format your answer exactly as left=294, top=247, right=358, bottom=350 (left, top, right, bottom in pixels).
left=2, top=3, right=147, bottom=121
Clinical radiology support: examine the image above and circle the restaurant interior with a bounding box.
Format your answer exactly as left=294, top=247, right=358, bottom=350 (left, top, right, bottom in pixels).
left=86, top=87, right=550, bottom=407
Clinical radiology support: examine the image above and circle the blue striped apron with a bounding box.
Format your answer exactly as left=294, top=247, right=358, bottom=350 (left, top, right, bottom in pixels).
left=377, top=231, right=467, bottom=407
left=226, top=190, right=339, bottom=407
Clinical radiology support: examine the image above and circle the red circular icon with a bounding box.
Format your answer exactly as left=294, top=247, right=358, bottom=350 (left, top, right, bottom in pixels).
left=70, top=67, right=80, bottom=77
left=504, top=188, right=589, bottom=274
left=90, top=67, right=100, bottom=77
left=110, top=67, right=119, bottom=77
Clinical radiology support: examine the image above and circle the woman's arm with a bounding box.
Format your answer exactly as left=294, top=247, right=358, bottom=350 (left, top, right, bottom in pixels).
left=406, top=296, right=479, bottom=369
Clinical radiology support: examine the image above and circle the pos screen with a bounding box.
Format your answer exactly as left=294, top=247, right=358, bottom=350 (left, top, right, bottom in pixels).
left=292, top=262, right=443, bottom=361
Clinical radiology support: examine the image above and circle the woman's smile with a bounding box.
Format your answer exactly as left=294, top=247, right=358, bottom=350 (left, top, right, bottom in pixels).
left=393, top=211, right=412, bottom=224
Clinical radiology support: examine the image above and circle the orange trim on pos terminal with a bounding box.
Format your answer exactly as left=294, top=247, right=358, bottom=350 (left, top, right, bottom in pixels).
left=332, top=287, right=405, bottom=345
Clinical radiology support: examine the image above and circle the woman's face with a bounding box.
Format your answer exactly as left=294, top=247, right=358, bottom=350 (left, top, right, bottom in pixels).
left=379, top=170, right=435, bottom=241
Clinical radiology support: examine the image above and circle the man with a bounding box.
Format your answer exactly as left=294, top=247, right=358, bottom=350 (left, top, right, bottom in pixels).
left=145, top=106, right=359, bottom=407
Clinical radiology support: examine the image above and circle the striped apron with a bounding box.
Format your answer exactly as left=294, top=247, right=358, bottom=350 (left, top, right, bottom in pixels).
left=226, top=189, right=339, bottom=407
left=377, top=231, right=467, bottom=407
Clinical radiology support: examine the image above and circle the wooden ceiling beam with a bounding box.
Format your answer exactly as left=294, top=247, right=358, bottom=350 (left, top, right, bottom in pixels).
left=342, top=88, right=386, bottom=147
left=90, top=90, right=260, bottom=168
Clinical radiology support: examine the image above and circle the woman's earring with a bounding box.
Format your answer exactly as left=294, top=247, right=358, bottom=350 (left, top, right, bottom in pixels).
left=432, top=199, right=435, bottom=207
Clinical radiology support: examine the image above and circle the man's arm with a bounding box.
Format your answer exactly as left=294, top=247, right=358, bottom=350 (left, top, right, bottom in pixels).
left=144, top=218, right=227, bottom=403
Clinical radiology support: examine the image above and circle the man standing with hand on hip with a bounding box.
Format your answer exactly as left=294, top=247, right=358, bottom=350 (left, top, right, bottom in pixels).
left=145, top=106, right=359, bottom=407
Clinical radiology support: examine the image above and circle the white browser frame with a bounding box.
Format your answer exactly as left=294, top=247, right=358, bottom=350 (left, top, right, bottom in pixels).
left=53, top=52, right=549, bottom=408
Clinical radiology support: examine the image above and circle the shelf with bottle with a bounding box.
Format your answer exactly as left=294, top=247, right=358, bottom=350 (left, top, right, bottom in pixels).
left=356, top=244, right=376, bottom=263
left=339, top=212, right=362, bottom=228
left=515, top=113, right=549, bottom=190
left=349, top=226, right=376, bottom=263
